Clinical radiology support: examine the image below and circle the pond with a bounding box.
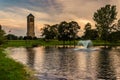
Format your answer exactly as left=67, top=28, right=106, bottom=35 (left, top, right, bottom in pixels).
left=6, top=46, right=120, bottom=80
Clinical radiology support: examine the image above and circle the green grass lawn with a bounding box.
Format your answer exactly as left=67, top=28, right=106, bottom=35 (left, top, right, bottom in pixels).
left=3, top=39, right=77, bottom=47
left=2, top=39, right=120, bottom=47
left=0, top=48, right=37, bottom=80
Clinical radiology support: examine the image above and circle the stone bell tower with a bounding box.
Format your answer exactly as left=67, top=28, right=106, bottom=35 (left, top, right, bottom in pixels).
left=27, top=14, right=35, bottom=37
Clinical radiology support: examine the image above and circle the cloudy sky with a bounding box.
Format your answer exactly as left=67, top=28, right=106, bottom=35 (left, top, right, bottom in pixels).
left=0, top=0, right=120, bottom=37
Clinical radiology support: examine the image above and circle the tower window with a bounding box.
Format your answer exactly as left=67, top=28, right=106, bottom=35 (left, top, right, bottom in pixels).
left=30, top=18, right=34, bottom=22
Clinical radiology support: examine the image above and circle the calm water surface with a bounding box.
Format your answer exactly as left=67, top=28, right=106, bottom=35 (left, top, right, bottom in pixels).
left=6, top=46, right=120, bottom=80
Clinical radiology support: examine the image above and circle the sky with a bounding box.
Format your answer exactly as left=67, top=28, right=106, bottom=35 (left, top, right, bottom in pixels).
left=0, top=0, right=120, bottom=37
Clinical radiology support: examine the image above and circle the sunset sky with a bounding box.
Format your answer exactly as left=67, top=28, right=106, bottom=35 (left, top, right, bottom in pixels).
left=0, top=0, right=120, bottom=37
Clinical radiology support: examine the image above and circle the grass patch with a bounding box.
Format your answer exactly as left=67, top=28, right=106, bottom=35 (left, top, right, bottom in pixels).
left=2, top=39, right=120, bottom=47
left=0, top=48, right=36, bottom=80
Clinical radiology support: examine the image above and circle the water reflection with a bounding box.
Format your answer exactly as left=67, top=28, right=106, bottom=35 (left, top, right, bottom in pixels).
left=58, top=48, right=78, bottom=79
left=7, top=46, right=120, bottom=80
left=26, top=47, right=35, bottom=68
left=97, top=48, right=116, bottom=79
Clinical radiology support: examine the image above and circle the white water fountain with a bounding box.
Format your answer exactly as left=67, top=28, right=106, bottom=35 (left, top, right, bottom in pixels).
left=74, top=40, right=97, bottom=51
left=77, top=40, right=92, bottom=48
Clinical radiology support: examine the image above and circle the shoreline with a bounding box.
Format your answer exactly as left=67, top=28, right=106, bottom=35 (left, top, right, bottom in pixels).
left=2, top=40, right=120, bottom=48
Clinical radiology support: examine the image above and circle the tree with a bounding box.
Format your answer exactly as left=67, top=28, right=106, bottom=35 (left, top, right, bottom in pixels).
left=107, top=19, right=120, bottom=42
left=6, top=34, right=18, bottom=40
left=69, top=21, right=80, bottom=40
left=108, top=31, right=120, bottom=42
left=58, top=21, right=80, bottom=41
left=0, top=29, right=6, bottom=45
left=18, top=36, right=23, bottom=40
left=113, top=19, right=120, bottom=31
left=50, top=24, right=58, bottom=39
left=69, top=21, right=80, bottom=47
left=58, top=21, right=69, bottom=41
left=84, top=23, right=91, bottom=31
left=93, top=4, right=117, bottom=41
left=58, top=21, right=80, bottom=47
left=83, top=23, right=98, bottom=40
left=41, top=24, right=58, bottom=40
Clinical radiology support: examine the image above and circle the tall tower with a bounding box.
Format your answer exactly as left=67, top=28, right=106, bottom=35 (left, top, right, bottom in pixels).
left=27, top=14, right=35, bottom=37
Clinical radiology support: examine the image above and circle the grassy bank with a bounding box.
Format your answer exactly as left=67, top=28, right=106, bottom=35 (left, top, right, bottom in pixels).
left=0, top=48, right=36, bottom=80
left=3, top=40, right=76, bottom=47
left=2, top=40, right=120, bottom=47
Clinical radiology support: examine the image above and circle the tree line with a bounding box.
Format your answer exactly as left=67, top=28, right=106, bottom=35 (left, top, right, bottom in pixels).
left=41, top=21, right=80, bottom=41
left=41, top=4, right=120, bottom=43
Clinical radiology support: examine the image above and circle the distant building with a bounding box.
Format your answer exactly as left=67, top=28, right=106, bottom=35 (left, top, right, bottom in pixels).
left=27, top=14, right=35, bottom=37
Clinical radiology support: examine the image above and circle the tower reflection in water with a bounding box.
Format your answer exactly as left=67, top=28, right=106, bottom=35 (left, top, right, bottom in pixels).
left=26, top=47, right=35, bottom=68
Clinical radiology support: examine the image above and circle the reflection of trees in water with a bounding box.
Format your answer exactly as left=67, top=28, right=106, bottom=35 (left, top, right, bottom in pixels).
left=97, top=48, right=116, bottom=79
left=26, top=47, right=35, bottom=68
left=43, top=47, right=78, bottom=79
left=58, top=48, right=78, bottom=77
left=43, top=47, right=60, bottom=72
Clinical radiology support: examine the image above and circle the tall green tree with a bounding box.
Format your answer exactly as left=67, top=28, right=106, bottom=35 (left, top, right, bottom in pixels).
left=93, top=4, right=117, bottom=41
left=69, top=21, right=80, bottom=47
left=69, top=21, right=80, bottom=40
left=58, top=21, right=69, bottom=41
left=58, top=21, right=80, bottom=41
left=58, top=21, right=80, bottom=47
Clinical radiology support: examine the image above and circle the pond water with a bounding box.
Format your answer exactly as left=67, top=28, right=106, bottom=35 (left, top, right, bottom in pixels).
left=6, top=46, right=120, bottom=80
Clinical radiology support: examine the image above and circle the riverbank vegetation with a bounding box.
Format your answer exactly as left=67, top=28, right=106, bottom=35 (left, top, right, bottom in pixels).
left=2, top=39, right=120, bottom=47
left=0, top=48, right=37, bottom=80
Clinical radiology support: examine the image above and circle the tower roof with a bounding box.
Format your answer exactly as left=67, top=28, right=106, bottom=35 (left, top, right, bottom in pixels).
left=27, top=13, right=34, bottom=17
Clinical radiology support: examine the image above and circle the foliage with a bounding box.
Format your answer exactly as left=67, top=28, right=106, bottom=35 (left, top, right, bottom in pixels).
left=41, top=21, right=80, bottom=43
left=58, top=21, right=69, bottom=41
left=108, top=31, right=120, bottom=42
left=83, top=23, right=98, bottom=40
left=112, top=19, right=120, bottom=31
left=18, top=36, right=24, bottom=40
left=68, top=21, right=80, bottom=40
left=23, top=36, right=37, bottom=40
left=93, top=4, right=117, bottom=41
left=116, top=19, right=120, bottom=31
left=105, top=19, right=120, bottom=42
left=41, top=24, right=58, bottom=40
left=83, top=29, right=99, bottom=40
left=6, top=34, right=18, bottom=40
left=0, top=29, right=6, bottom=45
left=84, top=22, right=91, bottom=31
